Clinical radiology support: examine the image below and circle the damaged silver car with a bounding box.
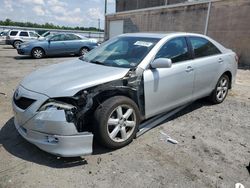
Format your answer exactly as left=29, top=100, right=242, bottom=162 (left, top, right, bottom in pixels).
left=12, top=33, right=238, bottom=157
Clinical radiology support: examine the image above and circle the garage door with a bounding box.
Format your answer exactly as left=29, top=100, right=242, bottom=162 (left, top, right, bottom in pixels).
left=109, top=20, right=124, bottom=39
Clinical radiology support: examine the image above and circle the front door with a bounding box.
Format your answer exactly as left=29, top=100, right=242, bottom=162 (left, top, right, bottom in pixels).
left=143, top=37, right=195, bottom=118
left=48, top=34, right=67, bottom=55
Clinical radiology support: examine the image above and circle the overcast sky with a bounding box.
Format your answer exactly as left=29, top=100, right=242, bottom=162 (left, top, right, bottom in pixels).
left=0, top=0, right=116, bottom=29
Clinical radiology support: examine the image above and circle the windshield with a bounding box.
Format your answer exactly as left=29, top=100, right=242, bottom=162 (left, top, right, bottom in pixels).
left=82, top=36, right=160, bottom=68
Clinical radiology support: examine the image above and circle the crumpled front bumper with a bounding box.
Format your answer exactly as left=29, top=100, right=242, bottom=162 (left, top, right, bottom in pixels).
left=12, top=86, right=94, bottom=157
left=14, top=118, right=93, bottom=157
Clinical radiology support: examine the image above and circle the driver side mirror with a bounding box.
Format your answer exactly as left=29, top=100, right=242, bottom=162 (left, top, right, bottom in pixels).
left=150, top=58, right=172, bottom=69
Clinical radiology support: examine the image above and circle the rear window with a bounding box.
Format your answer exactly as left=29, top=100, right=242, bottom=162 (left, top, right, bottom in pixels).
left=19, top=32, right=29, bottom=37
left=65, top=34, right=81, bottom=40
left=10, top=31, right=18, bottom=36
left=189, top=36, right=221, bottom=58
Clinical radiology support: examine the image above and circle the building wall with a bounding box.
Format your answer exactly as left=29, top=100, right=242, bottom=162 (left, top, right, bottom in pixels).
left=116, top=0, right=187, bottom=12
left=107, top=0, right=250, bottom=67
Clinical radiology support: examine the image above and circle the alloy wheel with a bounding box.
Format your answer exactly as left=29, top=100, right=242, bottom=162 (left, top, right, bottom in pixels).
left=33, top=49, right=43, bottom=58
left=80, top=48, right=89, bottom=56
left=216, top=77, right=228, bottom=101
left=107, top=105, right=136, bottom=143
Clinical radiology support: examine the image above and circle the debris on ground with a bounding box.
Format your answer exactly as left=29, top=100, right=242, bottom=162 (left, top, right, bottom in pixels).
left=0, top=92, right=7, bottom=96
left=235, top=183, right=245, bottom=188
left=240, top=143, right=247, bottom=147
left=97, top=157, right=102, bottom=164
left=159, top=131, right=178, bottom=144
left=246, top=162, right=250, bottom=175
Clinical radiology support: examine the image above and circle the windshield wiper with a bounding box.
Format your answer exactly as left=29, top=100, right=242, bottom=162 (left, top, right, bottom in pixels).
left=90, top=60, right=104, bottom=65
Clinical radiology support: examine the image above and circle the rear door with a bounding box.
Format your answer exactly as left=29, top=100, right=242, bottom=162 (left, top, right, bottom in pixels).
left=143, top=37, right=195, bottom=118
left=187, top=36, right=224, bottom=99
left=19, top=31, right=30, bottom=42
left=64, top=34, right=82, bottom=54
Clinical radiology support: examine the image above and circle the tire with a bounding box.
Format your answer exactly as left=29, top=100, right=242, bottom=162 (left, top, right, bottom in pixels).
left=209, top=74, right=230, bottom=104
left=32, top=48, right=45, bottom=59
left=13, top=40, right=22, bottom=48
left=79, top=47, right=89, bottom=56
left=94, top=96, right=140, bottom=149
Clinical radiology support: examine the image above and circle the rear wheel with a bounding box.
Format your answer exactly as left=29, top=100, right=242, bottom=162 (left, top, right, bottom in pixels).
left=13, top=40, right=22, bottom=48
left=94, top=96, right=140, bottom=149
left=32, top=48, right=45, bottom=59
left=209, top=74, right=229, bottom=104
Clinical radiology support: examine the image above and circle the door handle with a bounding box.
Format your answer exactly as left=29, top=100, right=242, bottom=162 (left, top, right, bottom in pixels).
left=186, top=66, right=194, bottom=73
left=218, top=58, right=224, bottom=63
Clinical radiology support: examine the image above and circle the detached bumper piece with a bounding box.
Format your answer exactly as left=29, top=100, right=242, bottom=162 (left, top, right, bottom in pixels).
left=15, top=118, right=93, bottom=157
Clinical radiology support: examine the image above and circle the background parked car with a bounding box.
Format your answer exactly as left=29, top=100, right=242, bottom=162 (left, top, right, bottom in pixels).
left=17, top=33, right=99, bottom=58
left=0, top=30, right=9, bottom=44
left=38, top=31, right=58, bottom=40
left=5, top=30, right=40, bottom=48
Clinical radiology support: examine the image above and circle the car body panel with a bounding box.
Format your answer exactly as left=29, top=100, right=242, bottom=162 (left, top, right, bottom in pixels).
left=143, top=60, right=195, bottom=118
left=20, top=59, right=130, bottom=97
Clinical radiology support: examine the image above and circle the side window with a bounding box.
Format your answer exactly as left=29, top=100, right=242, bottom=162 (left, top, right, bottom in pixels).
left=65, top=34, right=81, bottom=40
left=50, top=34, right=65, bottom=41
left=155, top=37, right=190, bottom=63
left=29, top=32, right=38, bottom=37
left=189, top=37, right=221, bottom=58
left=19, top=32, right=29, bottom=37
left=10, top=31, right=18, bottom=36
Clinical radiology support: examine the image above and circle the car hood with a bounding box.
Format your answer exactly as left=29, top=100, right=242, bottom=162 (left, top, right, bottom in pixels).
left=20, top=59, right=130, bottom=97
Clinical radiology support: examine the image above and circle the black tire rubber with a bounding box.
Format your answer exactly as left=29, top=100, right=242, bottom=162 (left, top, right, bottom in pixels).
left=13, top=40, right=22, bottom=48
left=94, top=96, right=141, bottom=149
left=79, top=47, right=89, bottom=56
left=31, top=47, right=45, bottom=59
left=209, top=74, right=230, bottom=104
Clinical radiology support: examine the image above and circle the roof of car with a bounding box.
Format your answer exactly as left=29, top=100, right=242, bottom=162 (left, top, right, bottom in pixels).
left=120, top=32, right=206, bottom=39
left=120, top=32, right=186, bottom=39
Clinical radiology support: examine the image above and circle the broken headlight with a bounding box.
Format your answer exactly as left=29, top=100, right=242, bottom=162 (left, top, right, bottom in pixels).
left=39, top=101, right=76, bottom=111
left=39, top=101, right=77, bottom=122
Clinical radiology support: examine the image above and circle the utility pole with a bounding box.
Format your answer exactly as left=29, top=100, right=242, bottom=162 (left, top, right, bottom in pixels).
left=105, top=0, right=107, bottom=14
left=98, top=18, right=100, bottom=31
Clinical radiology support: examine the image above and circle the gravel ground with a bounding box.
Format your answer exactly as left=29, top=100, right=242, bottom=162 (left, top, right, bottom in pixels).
left=0, top=44, right=249, bottom=188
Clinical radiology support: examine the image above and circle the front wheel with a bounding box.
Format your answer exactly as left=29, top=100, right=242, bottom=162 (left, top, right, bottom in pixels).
left=94, top=96, right=140, bottom=149
left=209, top=74, right=230, bottom=104
left=79, top=47, right=89, bottom=56
left=32, top=48, right=45, bottom=59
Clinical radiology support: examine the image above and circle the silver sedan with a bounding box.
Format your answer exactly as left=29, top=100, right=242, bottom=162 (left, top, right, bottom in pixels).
left=12, top=32, right=238, bottom=157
